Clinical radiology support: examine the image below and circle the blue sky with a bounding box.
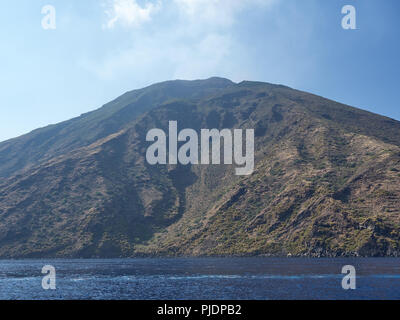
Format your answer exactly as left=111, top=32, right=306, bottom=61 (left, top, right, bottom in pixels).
left=0, top=0, right=399, bottom=142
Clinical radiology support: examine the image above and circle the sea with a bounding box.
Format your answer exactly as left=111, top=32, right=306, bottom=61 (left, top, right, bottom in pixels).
left=0, top=258, right=399, bottom=300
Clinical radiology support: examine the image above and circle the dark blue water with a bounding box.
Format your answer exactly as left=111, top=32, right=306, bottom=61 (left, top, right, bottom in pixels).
left=0, top=258, right=399, bottom=300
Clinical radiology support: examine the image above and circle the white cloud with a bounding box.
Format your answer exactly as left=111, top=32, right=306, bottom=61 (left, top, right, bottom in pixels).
left=88, top=0, right=281, bottom=84
left=103, top=0, right=277, bottom=29
left=80, top=31, right=233, bottom=82
left=173, top=0, right=278, bottom=27
left=104, top=0, right=161, bottom=29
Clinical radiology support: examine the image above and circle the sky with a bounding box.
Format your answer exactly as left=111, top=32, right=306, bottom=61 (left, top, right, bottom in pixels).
left=0, top=0, right=399, bottom=142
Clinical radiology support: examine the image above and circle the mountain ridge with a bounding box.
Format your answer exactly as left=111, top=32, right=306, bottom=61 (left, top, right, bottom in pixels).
left=0, top=77, right=236, bottom=178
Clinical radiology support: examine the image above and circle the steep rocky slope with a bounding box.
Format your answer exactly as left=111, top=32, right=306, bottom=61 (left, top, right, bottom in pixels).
left=0, top=78, right=234, bottom=178
left=0, top=78, right=399, bottom=257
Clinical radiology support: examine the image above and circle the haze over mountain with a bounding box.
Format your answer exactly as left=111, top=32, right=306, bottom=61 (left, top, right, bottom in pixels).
left=0, top=77, right=399, bottom=258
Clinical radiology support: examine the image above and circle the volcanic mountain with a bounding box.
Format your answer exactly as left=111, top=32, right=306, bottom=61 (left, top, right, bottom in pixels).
left=0, top=77, right=399, bottom=258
